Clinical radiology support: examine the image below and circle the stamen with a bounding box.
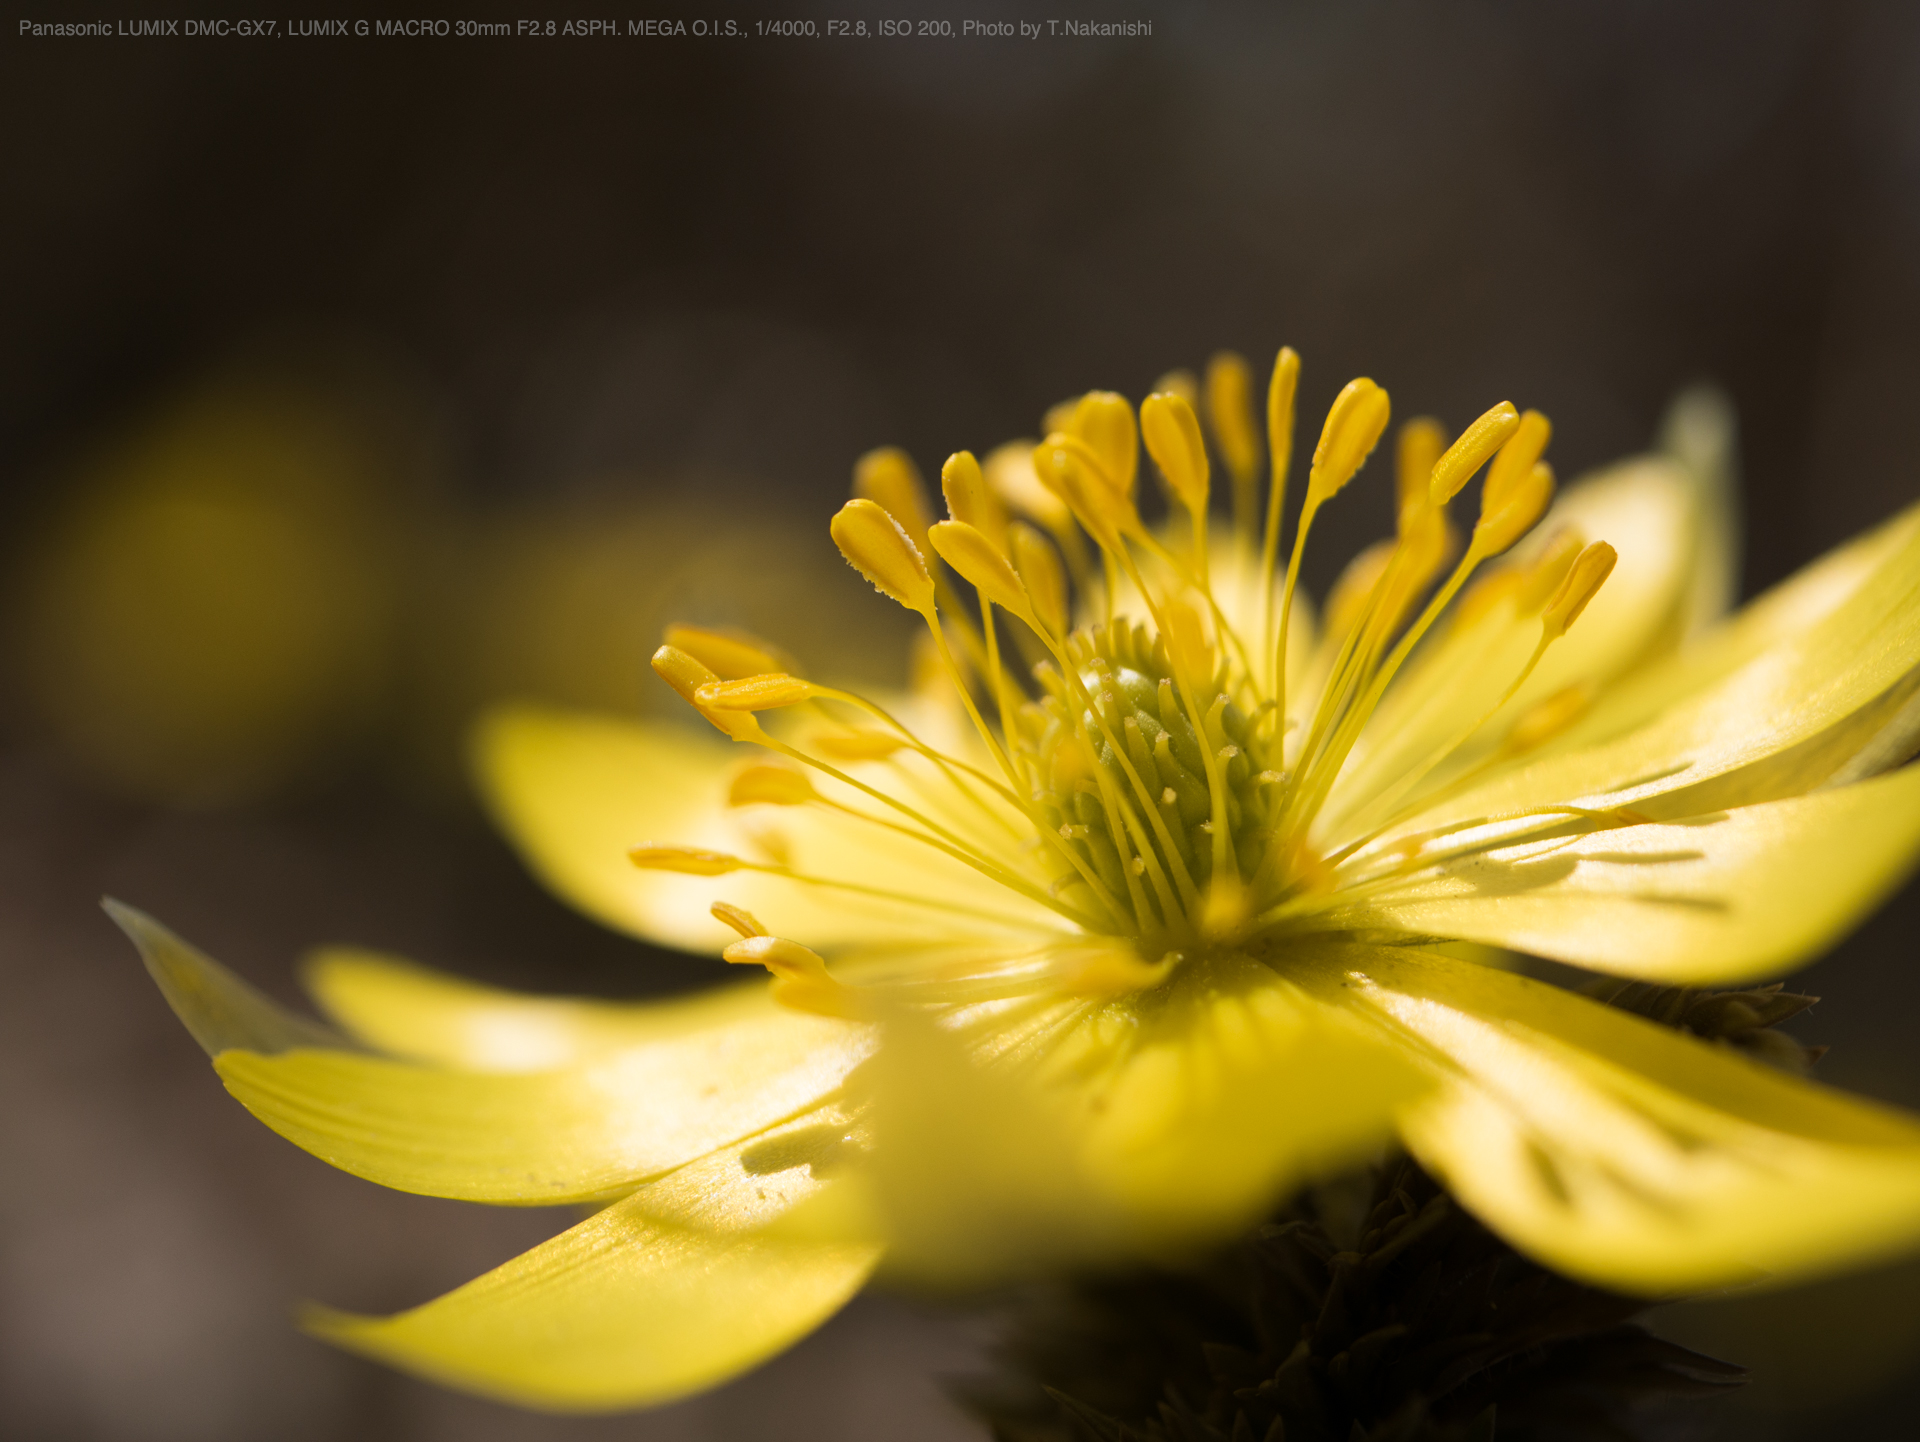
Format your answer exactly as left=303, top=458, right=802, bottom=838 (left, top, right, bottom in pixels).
left=1033, top=433, right=1138, bottom=557
left=1481, top=409, right=1552, bottom=515
left=1278, top=404, right=1551, bottom=850
left=695, top=672, right=817, bottom=711
left=814, top=729, right=908, bottom=761
left=637, top=837, right=1072, bottom=930
left=1333, top=537, right=1615, bottom=840
left=1141, top=391, right=1211, bottom=577
left=1009, top=523, right=1069, bottom=637
left=1274, top=376, right=1390, bottom=741
left=1309, top=379, right=1394, bottom=505
left=651, top=645, right=766, bottom=742
left=929, top=520, right=1036, bottom=623
left=723, top=934, right=864, bottom=1020
left=629, top=844, right=745, bottom=875
left=662, top=624, right=796, bottom=680
left=1543, top=541, right=1619, bottom=636
left=710, top=901, right=768, bottom=938
left=1072, top=392, right=1140, bottom=501
left=831, top=498, right=937, bottom=614
left=1471, top=461, right=1555, bottom=556
left=1429, top=401, right=1520, bottom=505
left=940, top=450, right=1009, bottom=551
left=1203, top=351, right=1260, bottom=541
left=853, top=446, right=934, bottom=553
left=986, top=441, right=1095, bottom=597
left=1258, top=346, right=1301, bottom=692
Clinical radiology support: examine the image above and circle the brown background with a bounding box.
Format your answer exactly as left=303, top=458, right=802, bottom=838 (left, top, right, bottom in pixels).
left=3, top=1, right=1919, bottom=1437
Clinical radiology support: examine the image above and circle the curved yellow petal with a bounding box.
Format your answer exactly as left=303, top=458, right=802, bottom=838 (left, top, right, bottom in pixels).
left=1352, top=763, right=1920, bottom=984
left=111, top=899, right=349, bottom=1056
left=217, top=993, right=868, bottom=1204
left=862, top=951, right=1425, bottom=1283
left=1305, top=946, right=1920, bottom=1294
left=474, top=704, right=1056, bottom=955
left=1411, top=505, right=1920, bottom=828
left=307, top=1112, right=881, bottom=1412
left=304, top=946, right=772, bottom=1071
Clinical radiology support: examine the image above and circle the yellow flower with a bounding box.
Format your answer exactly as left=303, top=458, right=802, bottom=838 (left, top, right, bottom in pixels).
left=123, top=350, right=1920, bottom=1414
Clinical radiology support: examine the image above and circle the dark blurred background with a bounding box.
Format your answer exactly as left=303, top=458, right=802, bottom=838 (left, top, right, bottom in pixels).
left=3, top=1, right=1919, bottom=1437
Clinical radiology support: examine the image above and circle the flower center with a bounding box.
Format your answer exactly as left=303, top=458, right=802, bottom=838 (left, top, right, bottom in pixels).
left=636, top=348, right=1625, bottom=1005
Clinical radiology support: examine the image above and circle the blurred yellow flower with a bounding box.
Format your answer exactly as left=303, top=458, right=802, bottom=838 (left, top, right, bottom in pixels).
left=125, top=350, right=1920, bottom=1412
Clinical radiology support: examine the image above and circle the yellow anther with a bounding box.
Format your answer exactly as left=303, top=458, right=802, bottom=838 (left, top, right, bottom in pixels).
left=651, top=645, right=766, bottom=741
left=928, top=519, right=1033, bottom=618
left=1034, top=434, right=1134, bottom=551
left=1323, top=538, right=1396, bottom=642
left=1308, top=378, right=1391, bottom=504
left=1072, top=391, right=1140, bottom=498
left=651, top=643, right=721, bottom=706
left=983, top=439, right=1070, bottom=530
left=1042, top=396, right=1083, bottom=438
left=1140, top=391, right=1210, bottom=516
left=1543, top=541, right=1618, bottom=637
left=1429, top=401, right=1520, bottom=505
left=662, top=624, right=795, bottom=681
left=1395, top=418, right=1447, bottom=530
left=814, top=727, right=908, bottom=761
left=1482, top=409, right=1552, bottom=515
left=728, top=761, right=817, bottom=807
left=1517, top=527, right=1587, bottom=614
left=1154, top=368, right=1199, bottom=410
left=1009, top=522, right=1068, bottom=636
left=1204, top=352, right=1259, bottom=485
left=939, top=450, right=1008, bottom=550
left=695, top=672, right=817, bottom=711
left=1472, top=461, right=1554, bottom=556
left=710, top=901, right=768, bottom=938
left=723, top=934, right=863, bottom=1020
left=831, top=498, right=936, bottom=613
left=1267, top=347, right=1300, bottom=469
left=853, top=446, right=933, bottom=552
left=628, top=844, right=745, bottom=876
left=1503, top=682, right=1595, bottom=755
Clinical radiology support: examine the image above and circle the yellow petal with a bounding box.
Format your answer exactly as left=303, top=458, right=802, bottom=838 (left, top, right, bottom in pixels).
left=1353, top=763, right=1920, bottom=984
left=120, top=905, right=869, bottom=1203
left=304, top=947, right=776, bottom=1071
left=111, top=898, right=351, bottom=1056
left=218, top=992, right=868, bottom=1203
left=1069, top=951, right=1424, bottom=1233
left=474, top=704, right=1055, bottom=954
left=862, top=950, right=1424, bottom=1281
left=1305, top=945, right=1920, bottom=1294
left=307, top=1112, right=881, bottom=1412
